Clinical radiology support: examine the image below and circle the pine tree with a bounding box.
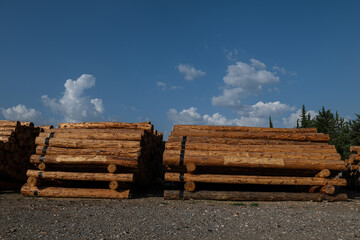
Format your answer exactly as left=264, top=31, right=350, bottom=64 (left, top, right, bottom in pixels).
left=300, top=105, right=307, bottom=128
left=314, top=106, right=335, bottom=134
left=350, top=114, right=360, bottom=147
left=269, top=116, right=273, bottom=128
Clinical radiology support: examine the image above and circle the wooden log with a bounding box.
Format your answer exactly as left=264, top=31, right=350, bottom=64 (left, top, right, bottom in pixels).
left=186, top=163, right=196, bottom=173
left=165, top=173, right=347, bottom=186
left=350, top=146, right=360, bottom=153
left=320, top=185, right=335, bottom=195
left=0, top=127, right=16, bottom=132
left=27, top=176, right=37, bottom=187
left=38, top=163, right=46, bottom=170
left=167, top=135, right=328, bottom=146
left=164, top=149, right=340, bottom=161
left=173, top=125, right=318, bottom=133
left=109, top=181, right=119, bottom=190
left=170, top=130, right=329, bottom=142
left=30, top=154, right=138, bottom=168
left=0, top=136, right=10, bottom=142
left=0, top=130, right=14, bottom=136
left=42, top=128, right=144, bottom=134
left=58, top=122, right=153, bottom=131
left=39, top=130, right=143, bottom=141
left=21, top=185, right=130, bottom=199
left=164, top=190, right=348, bottom=202
left=163, top=154, right=346, bottom=171
left=0, top=121, right=20, bottom=128
left=35, top=146, right=141, bottom=157
left=35, top=137, right=140, bottom=149
left=107, top=164, right=117, bottom=173
left=184, top=181, right=196, bottom=192
left=26, top=170, right=134, bottom=182
left=315, top=169, right=331, bottom=178
left=19, top=121, right=34, bottom=127
left=165, top=142, right=337, bottom=153
left=308, top=186, right=319, bottom=193
left=38, top=125, right=54, bottom=130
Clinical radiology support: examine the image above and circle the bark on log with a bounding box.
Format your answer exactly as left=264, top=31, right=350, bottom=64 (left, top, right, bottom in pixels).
left=58, top=122, right=153, bottom=131
left=26, top=170, right=134, bottom=182
left=170, top=130, right=329, bottom=142
left=0, top=130, right=14, bottom=136
left=164, top=190, right=348, bottom=202
left=35, top=137, right=140, bottom=149
left=30, top=154, right=138, bottom=168
left=315, top=169, right=331, bottom=178
left=166, top=142, right=337, bottom=153
left=350, top=146, right=360, bottom=153
left=167, top=136, right=328, bottom=146
left=163, top=154, right=346, bottom=171
left=173, top=125, right=318, bottom=133
left=164, top=149, right=340, bottom=161
left=39, top=130, right=143, bottom=141
left=0, top=121, right=20, bottom=128
left=165, top=173, right=347, bottom=186
left=21, top=185, right=130, bottom=199
left=320, top=185, right=336, bottom=195
left=35, top=146, right=141, bottom=157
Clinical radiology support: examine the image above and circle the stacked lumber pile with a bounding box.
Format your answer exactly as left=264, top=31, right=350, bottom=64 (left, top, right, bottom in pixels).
left=163, top=125, right=348, bottom=202
left=0, top=120, right=40, bottom=189
left=21, top=121, right=164, bottom=199
left=344, top=146, right=360, bottom=187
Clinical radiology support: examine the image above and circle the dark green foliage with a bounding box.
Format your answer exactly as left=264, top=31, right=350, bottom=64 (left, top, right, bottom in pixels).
left=297, top=105, right=315, bottom=128
left=350, top=114, right=360, bottom=147
left=297, top=105, right=357, bottom=159
left=269, top=116, right=273, bottom=128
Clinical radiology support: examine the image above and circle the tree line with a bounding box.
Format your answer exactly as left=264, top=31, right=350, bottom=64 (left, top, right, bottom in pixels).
left=270, top=105, right=360, bottom=160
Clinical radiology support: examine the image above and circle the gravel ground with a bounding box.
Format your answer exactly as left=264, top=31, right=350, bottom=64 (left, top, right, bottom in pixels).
left=1, top=191, right=360, bottom=240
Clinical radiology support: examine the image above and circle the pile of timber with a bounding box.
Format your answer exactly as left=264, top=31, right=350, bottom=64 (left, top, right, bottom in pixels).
left=344, top=146, right=360, bottom=187
left=21, top=121, right=164, bottom=199
left=163, top=125, right=348, bottom=202
left=0, top=120, right=40, bottom=190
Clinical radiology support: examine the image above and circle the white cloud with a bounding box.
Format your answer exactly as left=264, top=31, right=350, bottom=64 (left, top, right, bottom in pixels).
left=1, top=104, right=42, bottom=123
left=282, top=108, right=317, bottom=128
left=212, top=59, right=279, bottom=109
left=226, top=49, right=239, bottom=61
left=168, top=107, right=267, bottom=127
left=211, top=87, right=243, bottom=108
left=157, top=81, right=181, bottom=91
left=273, top=66, right=297, bottom=77
left=250, top=58, right=266, bottom=69
left=157, top=81, right=167, bottom=91
left=223, top=60, right=279, bottom=91
left=42, top=74, right=104, bottom=123
left=177, top=64, right=206, bottom=81
left=168, top=107, right=202, bottom=125
left=240, top=101, right=295, bottom=118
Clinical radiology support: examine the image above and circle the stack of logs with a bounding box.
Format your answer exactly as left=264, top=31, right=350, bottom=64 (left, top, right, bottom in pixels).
left=344, top=146, right=360, bottom=187
left=164, top=125, right=348, bottom=202
left=21, top=121, right=164, bottom=199
left=0, top=120, right=40, bottom=190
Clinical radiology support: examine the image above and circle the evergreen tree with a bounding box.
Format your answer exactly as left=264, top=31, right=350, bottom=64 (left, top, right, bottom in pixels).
left=300, top=105, right=307, bottom=128
left=350, top=114, right=360, bottom=147
left=269, top=116, right=273, bottom=128
left=314, top=106, right=335, bottom=134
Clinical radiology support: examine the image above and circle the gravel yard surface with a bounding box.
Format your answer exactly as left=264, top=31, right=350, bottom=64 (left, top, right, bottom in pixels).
left=1, top=192, right=360, bottom=240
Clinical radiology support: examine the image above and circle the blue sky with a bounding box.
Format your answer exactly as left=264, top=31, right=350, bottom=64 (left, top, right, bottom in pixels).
left=0, top=0, right=359, bottom=136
